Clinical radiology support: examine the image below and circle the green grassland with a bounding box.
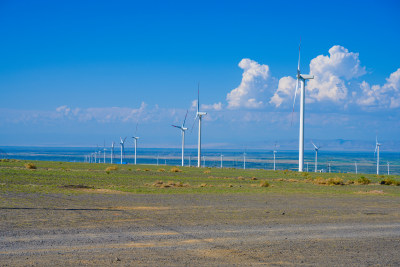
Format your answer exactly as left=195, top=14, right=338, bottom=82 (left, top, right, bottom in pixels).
left=0, top=159, right=399, bottom=196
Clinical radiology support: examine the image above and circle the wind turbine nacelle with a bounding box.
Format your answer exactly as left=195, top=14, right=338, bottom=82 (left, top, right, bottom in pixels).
left=182, top=127, right=188, bottom=131
left=300, top=74, right=314, bottom=80
left=198, top=112, right=207, bottom=116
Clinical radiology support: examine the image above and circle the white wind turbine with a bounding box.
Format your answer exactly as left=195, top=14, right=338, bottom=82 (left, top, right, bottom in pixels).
left=311, top=141, right=321, bottom=173
left=103, top=142, right=106, bottom=164
left=273, top=143, right=278, bottom=171
left=120, top=137, right=127, bottom=164
left=193, top=84, right=207, bottom=167
left=110, top=141, right=115, bottom=164
left=375, top=137, right=381, bottom=175
left=292, top=41, right=314, bottom=172
left=172, top=110, right=188, bottom=166
left=132, top=123, right=140, bottom=165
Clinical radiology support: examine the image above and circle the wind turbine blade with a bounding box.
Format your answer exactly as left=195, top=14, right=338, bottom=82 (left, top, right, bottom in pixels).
left=297, top=38, right=301, bottom=75
left=171, top=125, right=181, bottom=129
left=290, top=78, right=300, bottom=126
left=124, top=137, right=127, bottom=142
left=311, top=141, right=318, bottom=150
left=135, top=123, right=138, bottom=136
left=190, top=116, right=198, bottom=134
left=183, top=110, right=188, bottom=127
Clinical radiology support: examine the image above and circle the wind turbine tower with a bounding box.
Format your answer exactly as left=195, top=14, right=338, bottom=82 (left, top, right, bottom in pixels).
left=120, top=137, right=126, bottom=164
left=132, top=123, right=140, bottom=165
left=273, top=144, right=277, bottom=171
left=172, top=110, right=188, bottom=166
left=194, top=84, right=207, bottom=167
left=292, top=42, right=314, bottom=172
left=312, top=142, right=321, bottom=173
left=375, top=137, right=381, bottom=175
left=111, top=141, right=115, bottom=164
left=220, top=154, right=223, bottom=168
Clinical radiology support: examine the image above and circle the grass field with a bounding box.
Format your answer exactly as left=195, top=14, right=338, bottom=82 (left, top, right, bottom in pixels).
left=1, top=159, right=399, bottom=196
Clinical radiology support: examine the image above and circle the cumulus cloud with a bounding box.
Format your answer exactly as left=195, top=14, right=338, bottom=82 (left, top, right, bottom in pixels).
left=227, top=58, right=275, bottom=109
left=307, top=45, right=366, bottom=102
left=357, top=68, right=400, bottom=108
left=270, top=76, right=296, bottom=107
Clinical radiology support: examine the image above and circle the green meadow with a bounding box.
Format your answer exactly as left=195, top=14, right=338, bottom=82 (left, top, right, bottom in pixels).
left=0, top=159, right=399, bottom=196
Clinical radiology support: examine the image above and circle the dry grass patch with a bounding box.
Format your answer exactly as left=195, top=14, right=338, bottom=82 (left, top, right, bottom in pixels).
left=355, top=190, right=385, bottom=195
left=105, top=166, right=118, bottom=171
left=260, top=180, right=270, bottom=187
left=170, top=167, right=182, bottom=173
left=24, top=163, right=37, bottom=169
left=152, top=180, right=189, bottom=188
left=157, top=168, right=166, bottom=172
left=203, top=170, right=211, bottom=174
left=251, top=177, right=258, bottom=180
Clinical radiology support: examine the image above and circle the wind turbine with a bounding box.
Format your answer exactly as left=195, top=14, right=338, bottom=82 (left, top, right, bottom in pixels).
left=355, top=162, right=358, bottom=174
left=120, top=137, right=127, bottom=164
left=292, top=41, right=314, bottom=172
left=172, top=110, right=188, bottom=166
left=220, top=154, right=223, bottom=168
left=193, top=84, right=207, bottom=167
left=375, top=137, right=381, bottom=175
left=132, top=123, right=140, bottom=165
left=243, top=152, right=246, bottom=170
left=103, top=141, right=106, bottom=164
left=387, top=161, right=390, bottom=175
left=311, top=141, right=321, bottom=173
left=273, top=143, right=277, bottom=171
left=111, top=141, right=115, bottom=164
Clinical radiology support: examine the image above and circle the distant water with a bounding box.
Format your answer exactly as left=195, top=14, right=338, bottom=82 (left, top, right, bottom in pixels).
left=1, top=146, right=399, bottom=175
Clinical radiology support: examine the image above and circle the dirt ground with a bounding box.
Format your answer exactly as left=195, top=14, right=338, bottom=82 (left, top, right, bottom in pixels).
left=1, top=192, right=400, bottom=266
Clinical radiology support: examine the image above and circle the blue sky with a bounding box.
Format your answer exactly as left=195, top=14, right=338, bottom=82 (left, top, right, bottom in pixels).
left=1, top=0, right=400, bottom=150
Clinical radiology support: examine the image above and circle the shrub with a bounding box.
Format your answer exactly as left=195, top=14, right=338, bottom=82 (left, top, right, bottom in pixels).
left=170, top=167, right=182, bottom=173
left=203, top=170, right=211, bottom=174
left=251, top=177, right=258, bottom=180
left=326, top=177, right=344, bottom=186
left=105, top=166, right=118, bottom=171
left=260, top=180, right=270, bottom=187
left=158, top=168, right=166, bottom=172
left=357, top=176, right=371, bottom=185
left=144, top=168, right=150, bottom=171
left=25, top=163, right=36, bottom=169
left=380, top=178, right=400, bottom=186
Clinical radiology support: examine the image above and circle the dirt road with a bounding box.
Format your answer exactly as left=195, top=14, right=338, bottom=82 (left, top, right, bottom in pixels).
left=1, top=192, right=400, bottom=266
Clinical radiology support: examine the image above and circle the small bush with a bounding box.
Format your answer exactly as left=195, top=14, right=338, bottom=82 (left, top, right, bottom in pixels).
left=203, top=170, right=211, bottom=174
left=260, top=180, right=270, bottom=187
left=25, top=163, right=36, bottom=169
left=200, top=183, right=207, bottom=187
left=380, top=178, right=400, bottom=186
left=170, top=167, right=182, bottom=173
left=144, top=168, right=150, bottom=171
left=105, top=166, right=118, bottom=171
left=251, top=177, right=258, bottom=180
left=158, top=168, right=166, bottom=172
left=357, top=176, right=371, bottom=185
left=326, top=177, right=344, bottom=186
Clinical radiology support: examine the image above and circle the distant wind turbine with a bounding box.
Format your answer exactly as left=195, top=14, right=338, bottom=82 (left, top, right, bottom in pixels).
left=220, top=154, right=223, bottom=168
left=243, top=152, right=246, bottom=170
left=375, top=137, right=381, bottom=175
left=111, top=141, right=115, bottom=164
left=273, top=143, right=278, bottom=171
left=387, top=161, right=390, bottom=175
left=172, top=110, right=188, bottom=166
left=103, top=141, right=106, bottom=164
left=120, top=137, right=127, bottom=164
left=132, top=123, right=140, bottom=165
left=193, top=84, right=207, bottom=167
left=312, top=141, right=321, bottom=173
left=292, top=41, right=314, bottom=172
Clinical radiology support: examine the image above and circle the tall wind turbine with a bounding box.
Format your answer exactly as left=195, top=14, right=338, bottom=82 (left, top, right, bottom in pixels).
left=111, top=141, right=115, bottom=164
left=292, top=41, right=314, bottom=172
left=312, top=141, right=321, bottom=173
left=375, top=137, right=381, bottom=175
left=193, top=84, right=207, bottom=167
left=120, top=137, right=126, bottom=164
left=132, top=123, right=140, bottom=165
left=103, top=141, right=106, bottom=163
left=172, top=110, right=188, bottom=166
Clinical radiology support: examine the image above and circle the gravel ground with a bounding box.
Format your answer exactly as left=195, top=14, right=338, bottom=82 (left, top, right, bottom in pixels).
left=1, top=192, right=400, bottom=266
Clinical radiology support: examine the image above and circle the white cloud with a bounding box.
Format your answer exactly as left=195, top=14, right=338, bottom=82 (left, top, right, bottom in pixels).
left=201, top=102, right=223, bottom=111
left=357, top=68, right=400, bottom=108
left=270, top=76, right=296, bottom=107
left=56, top=105, right=71, bottom=116
left=227, top=58, right=275, bottom=109
left=307, top=45, right=366, bottom=102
